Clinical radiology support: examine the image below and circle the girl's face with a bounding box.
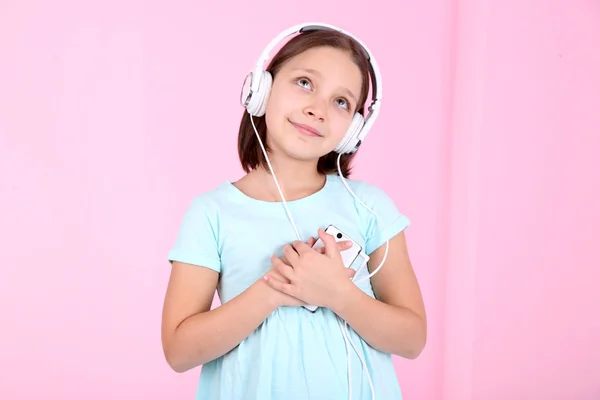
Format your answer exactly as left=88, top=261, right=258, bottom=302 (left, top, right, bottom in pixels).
left=264, top=46, right=363, bottom=162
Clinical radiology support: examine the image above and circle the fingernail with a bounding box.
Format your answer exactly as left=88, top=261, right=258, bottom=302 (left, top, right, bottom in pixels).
left=263, top=275, right=269, bottom=281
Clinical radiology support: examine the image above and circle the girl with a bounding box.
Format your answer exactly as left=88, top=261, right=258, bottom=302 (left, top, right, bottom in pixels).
left=161, top=23, right=427, bottom=400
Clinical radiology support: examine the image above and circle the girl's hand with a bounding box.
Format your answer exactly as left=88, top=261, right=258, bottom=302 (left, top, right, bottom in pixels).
left=280, top=236, right=353, bottom=264
left=264, top=228, right=356, bottom=310
left=263, top=263, right=307, bottom=308
left=265, top=236, right=353, bottom=308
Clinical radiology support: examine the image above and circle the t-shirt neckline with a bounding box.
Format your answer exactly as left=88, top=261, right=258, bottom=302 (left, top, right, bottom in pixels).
left=223, top=173, right=335, bottom=207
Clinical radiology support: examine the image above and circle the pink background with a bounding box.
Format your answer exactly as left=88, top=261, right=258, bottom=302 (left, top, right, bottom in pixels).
left=1, top=0, right=599, bottom=399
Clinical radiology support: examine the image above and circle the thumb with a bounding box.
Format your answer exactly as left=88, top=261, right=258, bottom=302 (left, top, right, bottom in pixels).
left=318, top=228, right=339, bottom=258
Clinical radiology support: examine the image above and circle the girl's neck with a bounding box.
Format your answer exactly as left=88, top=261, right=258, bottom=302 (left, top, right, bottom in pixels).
left=255, top=165, right=325, bottom=199
left=234, top=157, right=328, bottom=203
left=260, top=151, right=325, bottom=188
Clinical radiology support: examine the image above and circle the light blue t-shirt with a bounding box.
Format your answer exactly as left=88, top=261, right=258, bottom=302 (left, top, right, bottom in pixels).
left=167, top=173, right=410, bottom=400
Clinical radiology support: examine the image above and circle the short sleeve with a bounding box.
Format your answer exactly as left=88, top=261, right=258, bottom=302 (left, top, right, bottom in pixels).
left=357, top=183, right=411, bottom=255
left=167, top=196, right=221, bottom=272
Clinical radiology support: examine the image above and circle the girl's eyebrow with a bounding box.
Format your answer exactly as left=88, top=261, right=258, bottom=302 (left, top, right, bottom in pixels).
left=291, top=67, right=358, bottom=103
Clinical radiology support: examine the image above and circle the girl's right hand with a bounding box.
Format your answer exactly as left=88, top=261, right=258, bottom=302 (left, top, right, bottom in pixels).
left=263, top=236, right=353, bottom=308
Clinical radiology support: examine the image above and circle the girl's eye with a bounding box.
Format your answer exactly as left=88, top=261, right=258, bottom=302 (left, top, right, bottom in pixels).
left=296, top=78, right=312, bottom=89
left=336, top=98, right=350, bottom=110
left=296, top=77, right=351, bottom=111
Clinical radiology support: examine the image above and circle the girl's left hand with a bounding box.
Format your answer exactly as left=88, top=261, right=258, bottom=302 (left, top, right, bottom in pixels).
left=263, top=228, right=356, bottom=309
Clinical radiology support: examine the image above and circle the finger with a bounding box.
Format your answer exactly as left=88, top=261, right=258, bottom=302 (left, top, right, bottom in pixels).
left=315, top=242, right=352, bottom=254
left=316, top=240, right=352, bottom=255
left=318, top=228, right=340, bottom=258
left=292, top=240, right=312, bottom=255
left=345, top=268, right=356, bottom=279
left=306, top=236, right=316, bottom=247
left=263, top=274, right=294, bottom=295
left=268, top=270, right=290, bottom=283
left=272, top=255, right=295, bottom=281
left=283, top=244, right=299, bottom=264
left=337, top=240, right=353, bottom=251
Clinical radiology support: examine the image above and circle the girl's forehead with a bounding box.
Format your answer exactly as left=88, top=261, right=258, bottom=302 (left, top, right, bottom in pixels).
left=282, top=47, right=362, bottom=94
left=286, top=46, right=354, bottom=67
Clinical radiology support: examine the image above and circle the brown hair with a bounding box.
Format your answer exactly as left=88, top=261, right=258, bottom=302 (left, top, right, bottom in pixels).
left=237, top=29, right=372, bottom=177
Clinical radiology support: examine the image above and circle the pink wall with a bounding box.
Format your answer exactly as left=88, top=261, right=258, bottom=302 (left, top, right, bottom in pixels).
left=444, top=1, right=600, bottom=399
left=1, top=1, right=598, bottom=399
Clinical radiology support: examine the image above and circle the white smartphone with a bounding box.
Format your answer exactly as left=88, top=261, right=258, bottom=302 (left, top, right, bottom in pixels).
left=303, top=225, right=363, bottom=312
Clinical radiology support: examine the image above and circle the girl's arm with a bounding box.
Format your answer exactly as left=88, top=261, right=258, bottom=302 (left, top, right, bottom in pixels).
left=161, top=261, right=278, bottom=373
left=330, top=231, right=427, bottom=359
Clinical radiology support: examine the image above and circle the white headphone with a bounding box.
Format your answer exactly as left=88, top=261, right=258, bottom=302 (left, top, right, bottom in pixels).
left=240, top=22, right=383, bottom=155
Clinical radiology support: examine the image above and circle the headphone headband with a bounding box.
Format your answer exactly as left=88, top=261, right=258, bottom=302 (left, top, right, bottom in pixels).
left=243, top=22, right=383, bottom=154
left=251, top=22, right=382, bottom=109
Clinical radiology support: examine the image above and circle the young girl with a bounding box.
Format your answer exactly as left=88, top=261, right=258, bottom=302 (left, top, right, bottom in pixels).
left=161, top=23, right=427, bottom=400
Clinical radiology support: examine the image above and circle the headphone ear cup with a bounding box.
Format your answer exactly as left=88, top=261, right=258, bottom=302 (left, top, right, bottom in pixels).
left=335, top=113, right=364, bottom=154
left=246, top=71, right=272, bottom=117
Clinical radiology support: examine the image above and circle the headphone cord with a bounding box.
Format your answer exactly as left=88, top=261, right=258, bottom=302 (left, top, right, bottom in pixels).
left=250, top=114, right=391, bottom=400
left=249, top=115, right=302, bottom=240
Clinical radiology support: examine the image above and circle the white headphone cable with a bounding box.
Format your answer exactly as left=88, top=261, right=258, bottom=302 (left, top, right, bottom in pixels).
left=249, top=114, right=302, bottom=240
left=250, top=114, right=390, bottom=400
left=335, top=152, right=389, bottom=400
left=335, top=153, right=390, bottom=283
